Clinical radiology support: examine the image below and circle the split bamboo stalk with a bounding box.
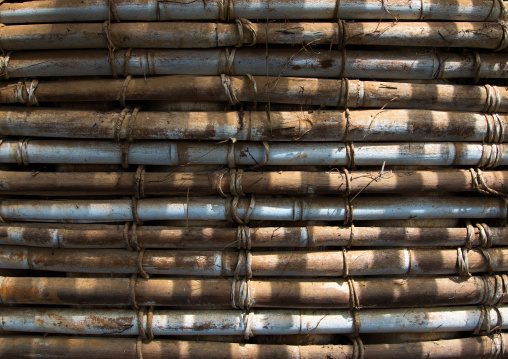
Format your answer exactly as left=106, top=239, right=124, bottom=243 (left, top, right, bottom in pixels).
left=3, top=76, right=507, bottom=112
left=0, top=306, right=506, bottom=335
left=0, top=22, right=505, bottom=50
left=1, top=0, right=505, bottom=23
left=0, top=246, right=506, bottom=276
left=2, top=49, right=507, bottom=80
left=0, top=196, right=505, bottom=223
left=0, top=139, right=506, bottom=167
left=1, top=169, right=507, bottom=197
left=1, top=223, right=507, bottom=248
left=1, top=107, right=506, bottom=143
left=0, top=335, right=506, bottom=359
left=0, top=276, right=505, bottom=309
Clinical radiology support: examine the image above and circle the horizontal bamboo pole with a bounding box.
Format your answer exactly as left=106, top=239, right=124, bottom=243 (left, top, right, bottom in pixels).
left=1, top=140, right=506, bottom=167
left=0, top=22, right=505, bottom=49
left=1, top=0, right=504, bottom=22
left=0, top=306, right=506, bottom=335
left=3, top=76, right=507, bottom=112
left=0, top=335, right=506, bottom=359
left=1, top=246, right=506, bottom=276
left=1, top=276, right=505, bottom=308
left=1, top=223, right=508, bottom=248
left=1, top=169, right=507, bottom=196
left=1, top=107, right=506, bottom=142
left=3, top=49, right=507, bottom=80
left=0, top=196, right=505, bottom=223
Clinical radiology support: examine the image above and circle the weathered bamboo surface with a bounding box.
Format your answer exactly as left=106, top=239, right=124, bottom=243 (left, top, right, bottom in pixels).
left=0, top=197, right=505, bottom=223
left=1, top=108, right=505, bottom=142
left=1, top=246, right=506, bottom=276
left=0, top=306, right=506, bottom=335
left=1, top=0, right=505, bottom=22
left=3, top=76, right=506, bottom=112
left=0, top=276, right=505, bottom=308
left=0, top=335, right=505, bottom=359
left=1, top=169, right=507, bottom=196
left=3, top=49, right=507, bottom=80
left=0, top=140, right=506, bottom=167
left=1, top=223, right=507, bottom=248
left=0, top=22, right=505, bottom=49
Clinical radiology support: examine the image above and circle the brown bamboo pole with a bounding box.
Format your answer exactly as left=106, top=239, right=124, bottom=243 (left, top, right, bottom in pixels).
left=1, top=246, right=506, bottom=276
left=0, top=22, right=503, bottom=49
left=0, top=276, right=505, bottom=309
left=1, top=107, right=506, bottom=142
left=2, top=76, right=507, bottom=112
left=1, top=169, right=506, bottom=196
left=2, top=223, right=506, bottom=248
left=0, top=334, right=505, bottom=358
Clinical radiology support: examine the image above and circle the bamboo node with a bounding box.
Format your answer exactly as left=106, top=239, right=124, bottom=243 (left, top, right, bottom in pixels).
left=15, top=138, right=30, bottom=166
left=484, top=85, right=501, bottom=113
left=457, top=247, right=471, bottom=277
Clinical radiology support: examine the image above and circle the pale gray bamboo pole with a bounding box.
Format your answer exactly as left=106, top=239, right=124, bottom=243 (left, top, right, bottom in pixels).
left=1, top=0, right=505, bottom=23
left=0, top=140, right=506, bottom=167
left=1, top=223, right=507, bottom=248
left=0, top=306, right=506, bottom=335
left=2, top=49, right=507, bottom=80
left=0, top=246, right=506, bottom=276
left=0, top=335, right=506, bottom=359
left=0, top=107, right=505, bottom=142
left=0, top=22, right=504, bottom=49
left=0, top=276, right=505, bottom=308
left=3, top=76, right=506, bottom=112
left=1, top=169, right=507, bottom=196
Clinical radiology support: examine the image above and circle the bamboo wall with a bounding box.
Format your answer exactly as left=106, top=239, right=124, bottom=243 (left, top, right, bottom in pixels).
left=0, top=0, right=507, bottom=357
